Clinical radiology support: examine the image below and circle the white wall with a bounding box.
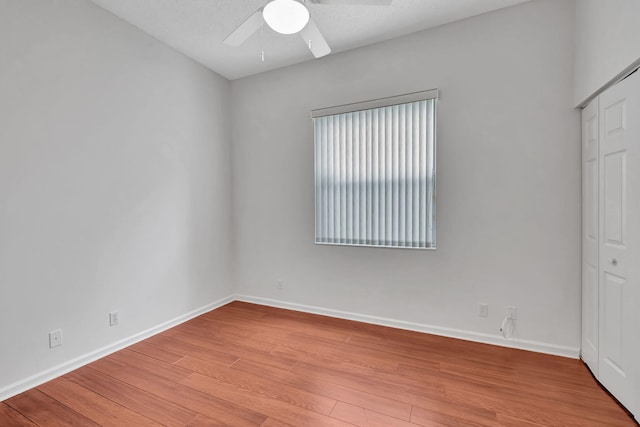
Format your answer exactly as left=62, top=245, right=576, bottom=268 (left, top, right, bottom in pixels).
left=231, top=0, right=581, bottom=355
left=574, top=0, right=640, bottom=106
left=0, top=0, right=233, bottom=396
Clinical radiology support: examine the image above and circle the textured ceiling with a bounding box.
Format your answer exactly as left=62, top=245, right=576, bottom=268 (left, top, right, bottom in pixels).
left=90, top=0, right=530, bottom=80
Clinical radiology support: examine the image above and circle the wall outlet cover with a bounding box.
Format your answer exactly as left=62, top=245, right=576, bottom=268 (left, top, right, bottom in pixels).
left=49, top=330, right=62, bottom=348
left=479, top=303, right=489, bottom=317
left=109, top=311, right=119, bottom=326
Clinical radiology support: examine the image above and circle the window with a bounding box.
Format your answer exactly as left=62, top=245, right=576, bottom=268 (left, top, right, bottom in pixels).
left=312, top=90, right=437, bottom=249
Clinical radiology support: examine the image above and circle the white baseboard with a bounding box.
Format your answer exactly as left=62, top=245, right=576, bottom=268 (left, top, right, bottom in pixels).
left=234, top=294, right=580, bottom=359
left=0, top=295, right=234, bottom=402
left=1, top=292, right=580, bottom=402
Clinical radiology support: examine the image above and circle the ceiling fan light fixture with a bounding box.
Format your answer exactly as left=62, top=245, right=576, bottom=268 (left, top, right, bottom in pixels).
left=263, top=0, right=310, bottom=35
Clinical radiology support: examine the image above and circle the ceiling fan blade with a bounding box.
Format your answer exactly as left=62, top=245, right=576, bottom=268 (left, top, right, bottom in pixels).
left=309, top=0, right=392, bottom=5
left=300, top=18, right=331, bottom=58
left=223, top=10, right=263, bottom=46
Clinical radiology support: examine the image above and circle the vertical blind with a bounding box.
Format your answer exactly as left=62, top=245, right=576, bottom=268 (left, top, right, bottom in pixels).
left=313, top=93, right=437, bottom=249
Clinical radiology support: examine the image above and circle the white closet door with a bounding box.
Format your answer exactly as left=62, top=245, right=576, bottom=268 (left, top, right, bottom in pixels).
left=598, top=69, right=640, bottom=419
left=581, top=99, right=599, bottom=375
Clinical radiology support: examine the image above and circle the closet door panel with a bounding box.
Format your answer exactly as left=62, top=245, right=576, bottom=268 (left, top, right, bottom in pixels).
left=598, top=70, right=640, bottom=420
left=581, top=99, right=599, bottom=374
left=603, top=151, right=626, bottom=246
left=602, top=273, right=624, bottom=374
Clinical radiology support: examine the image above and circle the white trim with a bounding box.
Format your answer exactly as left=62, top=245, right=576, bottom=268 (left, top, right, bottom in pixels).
left=234, top=295, right=580, bottom=359
left=0, top=295, right=234, bottom=402
left=311, top=89, right=439, bottom=118
left=315, top=241, right=436, bottom=251
left=577, top=61, right=640, bottom=108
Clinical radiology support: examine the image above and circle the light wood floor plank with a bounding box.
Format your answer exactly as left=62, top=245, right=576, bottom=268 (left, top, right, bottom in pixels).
left=231, top=358, right=413, bottom=421
left=174, top=355, right=337, bottom=416
left=0, top=403, right=38, bottom=426
left=38, top=377, right=163, bottom=426
left=65, top=367, right=197, bottom=427
left=6, top=389, right=100, bottom=427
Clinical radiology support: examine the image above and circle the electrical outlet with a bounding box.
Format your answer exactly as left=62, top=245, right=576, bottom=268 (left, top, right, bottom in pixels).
left=49, top=330, right=62, bottom=348
left=277, top=279, right=283, bottom=290
left=507, top=306, right=517, bottom=320
left=479, top=303, right=489, bottom=317
left=109, top=311, right=119, bottom=326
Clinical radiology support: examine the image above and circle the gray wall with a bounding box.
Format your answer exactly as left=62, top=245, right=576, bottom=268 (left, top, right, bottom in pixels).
left=0, top=0, right=233, bottom=394
left=231, top=0, right=581, bottom=354
left=574, top=0, right=640, bottom=106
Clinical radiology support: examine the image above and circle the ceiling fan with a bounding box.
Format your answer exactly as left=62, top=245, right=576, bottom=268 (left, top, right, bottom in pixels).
left=223, top=0, right=392, bottom=59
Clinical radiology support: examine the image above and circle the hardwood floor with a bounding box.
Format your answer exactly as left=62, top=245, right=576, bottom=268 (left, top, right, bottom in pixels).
left=2, top=301, right=636, bottom=426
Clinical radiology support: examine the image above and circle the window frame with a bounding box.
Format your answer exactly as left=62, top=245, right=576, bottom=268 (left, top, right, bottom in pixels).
left=311, top=89, right=438, bottom=250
